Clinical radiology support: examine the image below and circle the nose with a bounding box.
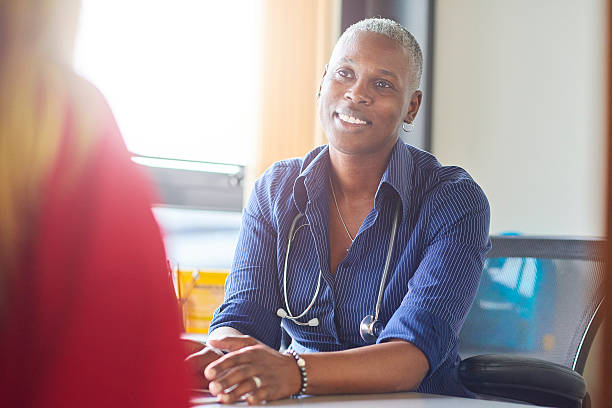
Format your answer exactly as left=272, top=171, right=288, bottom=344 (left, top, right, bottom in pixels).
left=344, top=80, right=372, bottom=105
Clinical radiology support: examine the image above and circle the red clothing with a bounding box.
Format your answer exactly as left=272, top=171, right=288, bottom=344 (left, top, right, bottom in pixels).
left=0, top=78, right=189, bottom=407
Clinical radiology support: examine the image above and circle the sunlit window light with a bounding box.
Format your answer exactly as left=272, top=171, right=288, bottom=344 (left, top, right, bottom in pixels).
left=131, top=155, right=242, bottom=175
left=73, top=0, right=262, bottom=166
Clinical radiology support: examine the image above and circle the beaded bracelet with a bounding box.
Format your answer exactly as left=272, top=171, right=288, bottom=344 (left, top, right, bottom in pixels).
left=284, top=349, right=307, bottom=396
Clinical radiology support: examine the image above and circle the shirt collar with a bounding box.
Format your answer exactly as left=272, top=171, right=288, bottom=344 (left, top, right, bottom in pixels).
left=378, top=139, right=414, bottom=224
left=292, top=140, right=414, bottom=223
left=292, top=146, right=330, bottom=214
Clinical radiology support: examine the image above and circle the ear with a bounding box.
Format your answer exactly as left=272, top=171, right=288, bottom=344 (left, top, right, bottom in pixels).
left=403, top=90, right=423, bottom=124
left=318, top=64, right=328, bottom=97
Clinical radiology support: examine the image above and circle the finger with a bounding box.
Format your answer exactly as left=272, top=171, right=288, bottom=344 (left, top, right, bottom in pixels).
left=215, top=376, right=263, bottom=404
left=181, top=338, right=206, bottom=356
left=185, top=357, right=210, bottom=389
left=208, top=363, right=256, bottom=394
left=185, top=347, right=224, bottom=375
left=185, top=345, right=224, bottom=361
left=204, top=347, right=258, bottom=380
left=246, top=388, right=268, bottom=405
left=184, top=347, right=225, bottom=388
left=207, top=335, right=259, bottom=352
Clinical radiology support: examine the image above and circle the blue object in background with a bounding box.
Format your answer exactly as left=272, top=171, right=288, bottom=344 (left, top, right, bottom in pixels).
left=460, top=237, right=556, bottom=352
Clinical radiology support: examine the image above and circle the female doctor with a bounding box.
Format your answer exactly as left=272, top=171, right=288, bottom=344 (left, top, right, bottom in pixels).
left=187, top=18, right=490, bottom=405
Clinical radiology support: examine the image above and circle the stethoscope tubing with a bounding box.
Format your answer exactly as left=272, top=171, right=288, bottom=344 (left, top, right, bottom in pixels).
left=280, top=200, right=400, bottom=328
left=281, top=213, right=322, bottom=321
left=374, top=200, right=401, bottom=321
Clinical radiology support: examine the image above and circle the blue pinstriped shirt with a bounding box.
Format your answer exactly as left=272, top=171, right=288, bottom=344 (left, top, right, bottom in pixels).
left=210, top=140, right=491, bottom=397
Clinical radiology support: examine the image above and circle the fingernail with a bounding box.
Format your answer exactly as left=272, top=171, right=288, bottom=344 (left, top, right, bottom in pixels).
left=248, top=397, right=267, bottom=406
left=209, top=381, right=220, bottom=394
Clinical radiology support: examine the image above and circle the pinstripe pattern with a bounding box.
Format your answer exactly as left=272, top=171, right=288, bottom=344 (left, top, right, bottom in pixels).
left=210, top=140, right=491, bottom=397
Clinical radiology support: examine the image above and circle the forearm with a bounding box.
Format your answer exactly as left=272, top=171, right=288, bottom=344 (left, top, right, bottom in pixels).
left=302, top=340, right=429, bottom=395
left=207, top=326, right=244, bottom=343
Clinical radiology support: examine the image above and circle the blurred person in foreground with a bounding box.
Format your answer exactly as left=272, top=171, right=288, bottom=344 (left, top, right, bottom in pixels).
left=0, top=1, right=189, bottom=406
left=188, top=17, right=490, bottom=405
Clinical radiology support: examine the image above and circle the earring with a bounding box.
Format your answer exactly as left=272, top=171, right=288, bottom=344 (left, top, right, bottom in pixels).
left=402, top=122, right=414, bottom=132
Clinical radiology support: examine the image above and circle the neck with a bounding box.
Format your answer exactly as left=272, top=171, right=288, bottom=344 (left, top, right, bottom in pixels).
left=328, top=145, right=394, bottom=200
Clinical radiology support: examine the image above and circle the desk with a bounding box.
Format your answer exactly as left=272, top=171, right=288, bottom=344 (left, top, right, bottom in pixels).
left=192, top=392, right=533, bottom=407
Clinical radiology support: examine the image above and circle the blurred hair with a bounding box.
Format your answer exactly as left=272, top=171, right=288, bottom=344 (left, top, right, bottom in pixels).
left=340, top=17, right=423, bottom=90
left=0, top=0, right=101, bottom=286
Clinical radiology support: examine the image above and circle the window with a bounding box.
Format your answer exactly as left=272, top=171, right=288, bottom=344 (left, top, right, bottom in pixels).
left=74, top=0, right=261, bottom=165
left=74, top=1, right=262, bottom=269
left=153, top=207, right=241, bottom=270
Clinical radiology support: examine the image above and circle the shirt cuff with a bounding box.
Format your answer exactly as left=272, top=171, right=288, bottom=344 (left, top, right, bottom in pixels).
left=209, top=299, right=281, bottom=349
left=377, top=305, right=455, bottom=376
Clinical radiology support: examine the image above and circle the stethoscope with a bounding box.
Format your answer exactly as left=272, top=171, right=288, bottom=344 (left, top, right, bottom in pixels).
left=276, top=200, right=401, bottom=344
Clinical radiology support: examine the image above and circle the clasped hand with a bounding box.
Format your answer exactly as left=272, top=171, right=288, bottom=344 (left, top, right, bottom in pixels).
left=185, top=335, right=301, bottom=405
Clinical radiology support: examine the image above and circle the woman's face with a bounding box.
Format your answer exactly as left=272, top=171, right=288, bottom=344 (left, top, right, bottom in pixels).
left=318, top=31, right=421, bottom=157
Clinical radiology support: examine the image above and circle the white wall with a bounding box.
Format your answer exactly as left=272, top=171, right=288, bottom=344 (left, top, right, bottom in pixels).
left=432, top=0, right=607, bottom=236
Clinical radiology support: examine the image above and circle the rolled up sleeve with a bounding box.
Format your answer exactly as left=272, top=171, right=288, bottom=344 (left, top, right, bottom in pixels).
left=378, top=179, right=491, bottom=375
left=209, top=188, right=283, bottom=349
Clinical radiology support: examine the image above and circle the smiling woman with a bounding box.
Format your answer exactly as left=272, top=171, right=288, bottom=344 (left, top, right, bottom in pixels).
left=319, top=30, right=422, bottom=159
left=185, top=17, right=491, bottom=405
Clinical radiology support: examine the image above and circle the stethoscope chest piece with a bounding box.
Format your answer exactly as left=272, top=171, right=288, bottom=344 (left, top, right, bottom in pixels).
left=360, top=314, right=384, bottom=344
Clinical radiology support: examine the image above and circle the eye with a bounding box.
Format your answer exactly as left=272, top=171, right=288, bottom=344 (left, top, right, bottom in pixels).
left=335, top=68, right=354, bottom=79
left=374, top=79, right=393, bottom=89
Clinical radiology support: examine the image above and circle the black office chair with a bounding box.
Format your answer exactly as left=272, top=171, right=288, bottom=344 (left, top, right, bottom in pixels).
left=458, top=236, right=606, bottom=408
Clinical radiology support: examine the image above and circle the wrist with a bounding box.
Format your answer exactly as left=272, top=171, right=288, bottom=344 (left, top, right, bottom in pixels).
left=283, top=354, right=302, bottom=396
left=284, top=349, right=308, bottom=396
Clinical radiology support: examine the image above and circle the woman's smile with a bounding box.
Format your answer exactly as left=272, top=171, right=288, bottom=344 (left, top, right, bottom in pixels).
left=334, top=111, right=372, bottom=130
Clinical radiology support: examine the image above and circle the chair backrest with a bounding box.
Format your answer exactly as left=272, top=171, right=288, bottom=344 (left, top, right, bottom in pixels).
left=459, top=236, right=606, bottom=374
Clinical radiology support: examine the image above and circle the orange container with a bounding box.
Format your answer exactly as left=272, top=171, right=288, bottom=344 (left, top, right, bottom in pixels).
left=177, top=269, right=229, bottom=333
